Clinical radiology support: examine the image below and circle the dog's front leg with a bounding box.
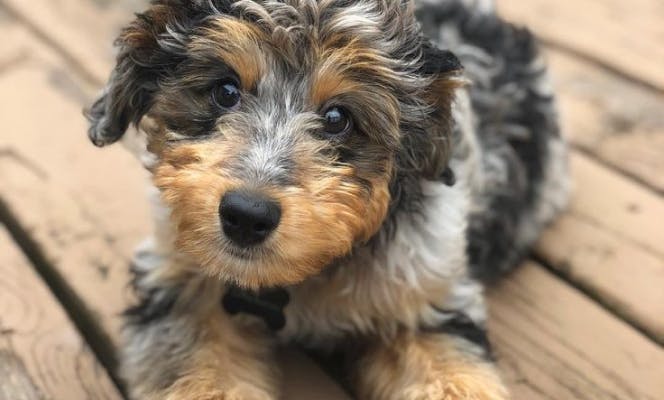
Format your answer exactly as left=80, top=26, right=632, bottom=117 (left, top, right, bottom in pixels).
left=121, top=272, right=279, bottom=400
left=354, top=331, right=508, bottom=400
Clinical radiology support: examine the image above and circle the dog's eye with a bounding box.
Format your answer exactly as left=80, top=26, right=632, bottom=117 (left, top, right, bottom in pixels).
left=212, top=80, right=241, bottom=110
left=322, top=106, right=352, bottom=137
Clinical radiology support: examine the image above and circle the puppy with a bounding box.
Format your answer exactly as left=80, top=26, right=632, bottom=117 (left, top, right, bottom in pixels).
left=87, top=0, right=568, bottom=398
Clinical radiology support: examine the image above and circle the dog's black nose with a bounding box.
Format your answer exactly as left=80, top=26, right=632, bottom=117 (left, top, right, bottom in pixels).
left=219, top=191, right=281, bottom=247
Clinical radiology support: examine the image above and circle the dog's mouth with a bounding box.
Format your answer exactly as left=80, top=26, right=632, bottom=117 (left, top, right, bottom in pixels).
left=222, top=244, right=268, bottom=262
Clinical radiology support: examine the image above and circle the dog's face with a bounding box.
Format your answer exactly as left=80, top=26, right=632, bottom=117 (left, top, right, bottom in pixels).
left=87, top=0, right=461, bottom=288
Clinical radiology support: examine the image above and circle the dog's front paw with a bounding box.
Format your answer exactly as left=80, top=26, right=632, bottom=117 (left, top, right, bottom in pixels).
left=402, top=375, right=509, bottom=400
left=157, top=383, right=276, bottom=400
left=224, top=384, right=277, bottom=400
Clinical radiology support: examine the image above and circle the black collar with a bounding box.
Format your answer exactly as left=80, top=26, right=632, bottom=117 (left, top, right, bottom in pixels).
left=222, top=285, right=290, bottom=331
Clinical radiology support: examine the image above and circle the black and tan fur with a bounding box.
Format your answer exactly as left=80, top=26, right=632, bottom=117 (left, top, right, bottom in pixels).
left=86, top=0, right=568, bottom=398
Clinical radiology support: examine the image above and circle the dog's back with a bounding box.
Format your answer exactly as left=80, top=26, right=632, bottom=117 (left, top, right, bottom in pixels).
left=417, top=0, right=569, bottom=281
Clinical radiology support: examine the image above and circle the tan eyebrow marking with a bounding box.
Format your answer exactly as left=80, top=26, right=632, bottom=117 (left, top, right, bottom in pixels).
left=192, top=17, right=268, bottom=90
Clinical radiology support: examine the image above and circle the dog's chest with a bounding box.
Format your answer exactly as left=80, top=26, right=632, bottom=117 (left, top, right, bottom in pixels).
left=274, top=181, right=482, bottom=344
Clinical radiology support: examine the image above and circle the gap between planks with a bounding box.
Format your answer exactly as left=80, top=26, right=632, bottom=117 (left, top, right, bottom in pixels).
left=545, top=47, right=664, bottom=195
left=532, top=252, right=662, bottom=347
left=496, top=0, right=664, bottom=93
left=0, top=198, right=127, bottom=397
left=570, top=145, right=664, bottom=197
left=0, top=226, right=122, bottom=400
left=541, top=38, right=664, bottom=95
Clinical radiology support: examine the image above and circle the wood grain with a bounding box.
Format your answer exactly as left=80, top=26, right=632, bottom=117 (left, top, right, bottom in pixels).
left=0, top=226, right=122, bottom=400
left=0, top=0, right=146, bottom=83
left=489, top=262, right=664, bottom=400
left=546, top=48, right=664, bottom=193
left=497, top=0, right=664, bottom=91
left=535, top=152, right=664, bottom=343
left=0, top=20, right=149, bottom=344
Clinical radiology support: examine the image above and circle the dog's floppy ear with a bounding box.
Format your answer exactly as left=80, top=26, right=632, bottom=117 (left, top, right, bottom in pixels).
left=420, top=42, right=463, bottom=77
left=85, top=1, right=207, bottom=147
left=420, top=41, right=463, bottom=117
left=414, top=42, right=464, bottom=178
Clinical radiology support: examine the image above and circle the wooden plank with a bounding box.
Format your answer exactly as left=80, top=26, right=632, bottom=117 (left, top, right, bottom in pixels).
left=496, top=0, right=664, bottom=91
left=535, top=152, right=664, bottom=342
left=546, top=48, right=664, bottom=193
left=565, top=152, right=664, bottom=262
left=0, top=226, right=122, bottom=400
left=0, top=46, right=150, bottom=344
left=537, top=215, right=664, bottom=340
left=0, top=0, right=145, bottom=83
left=489, top=262, right=664, bottom=400
left=505, top=18, right=664, bottom=340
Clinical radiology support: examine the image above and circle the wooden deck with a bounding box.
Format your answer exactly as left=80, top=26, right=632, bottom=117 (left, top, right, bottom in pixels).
left=0, top=0, right=662, bottom=398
